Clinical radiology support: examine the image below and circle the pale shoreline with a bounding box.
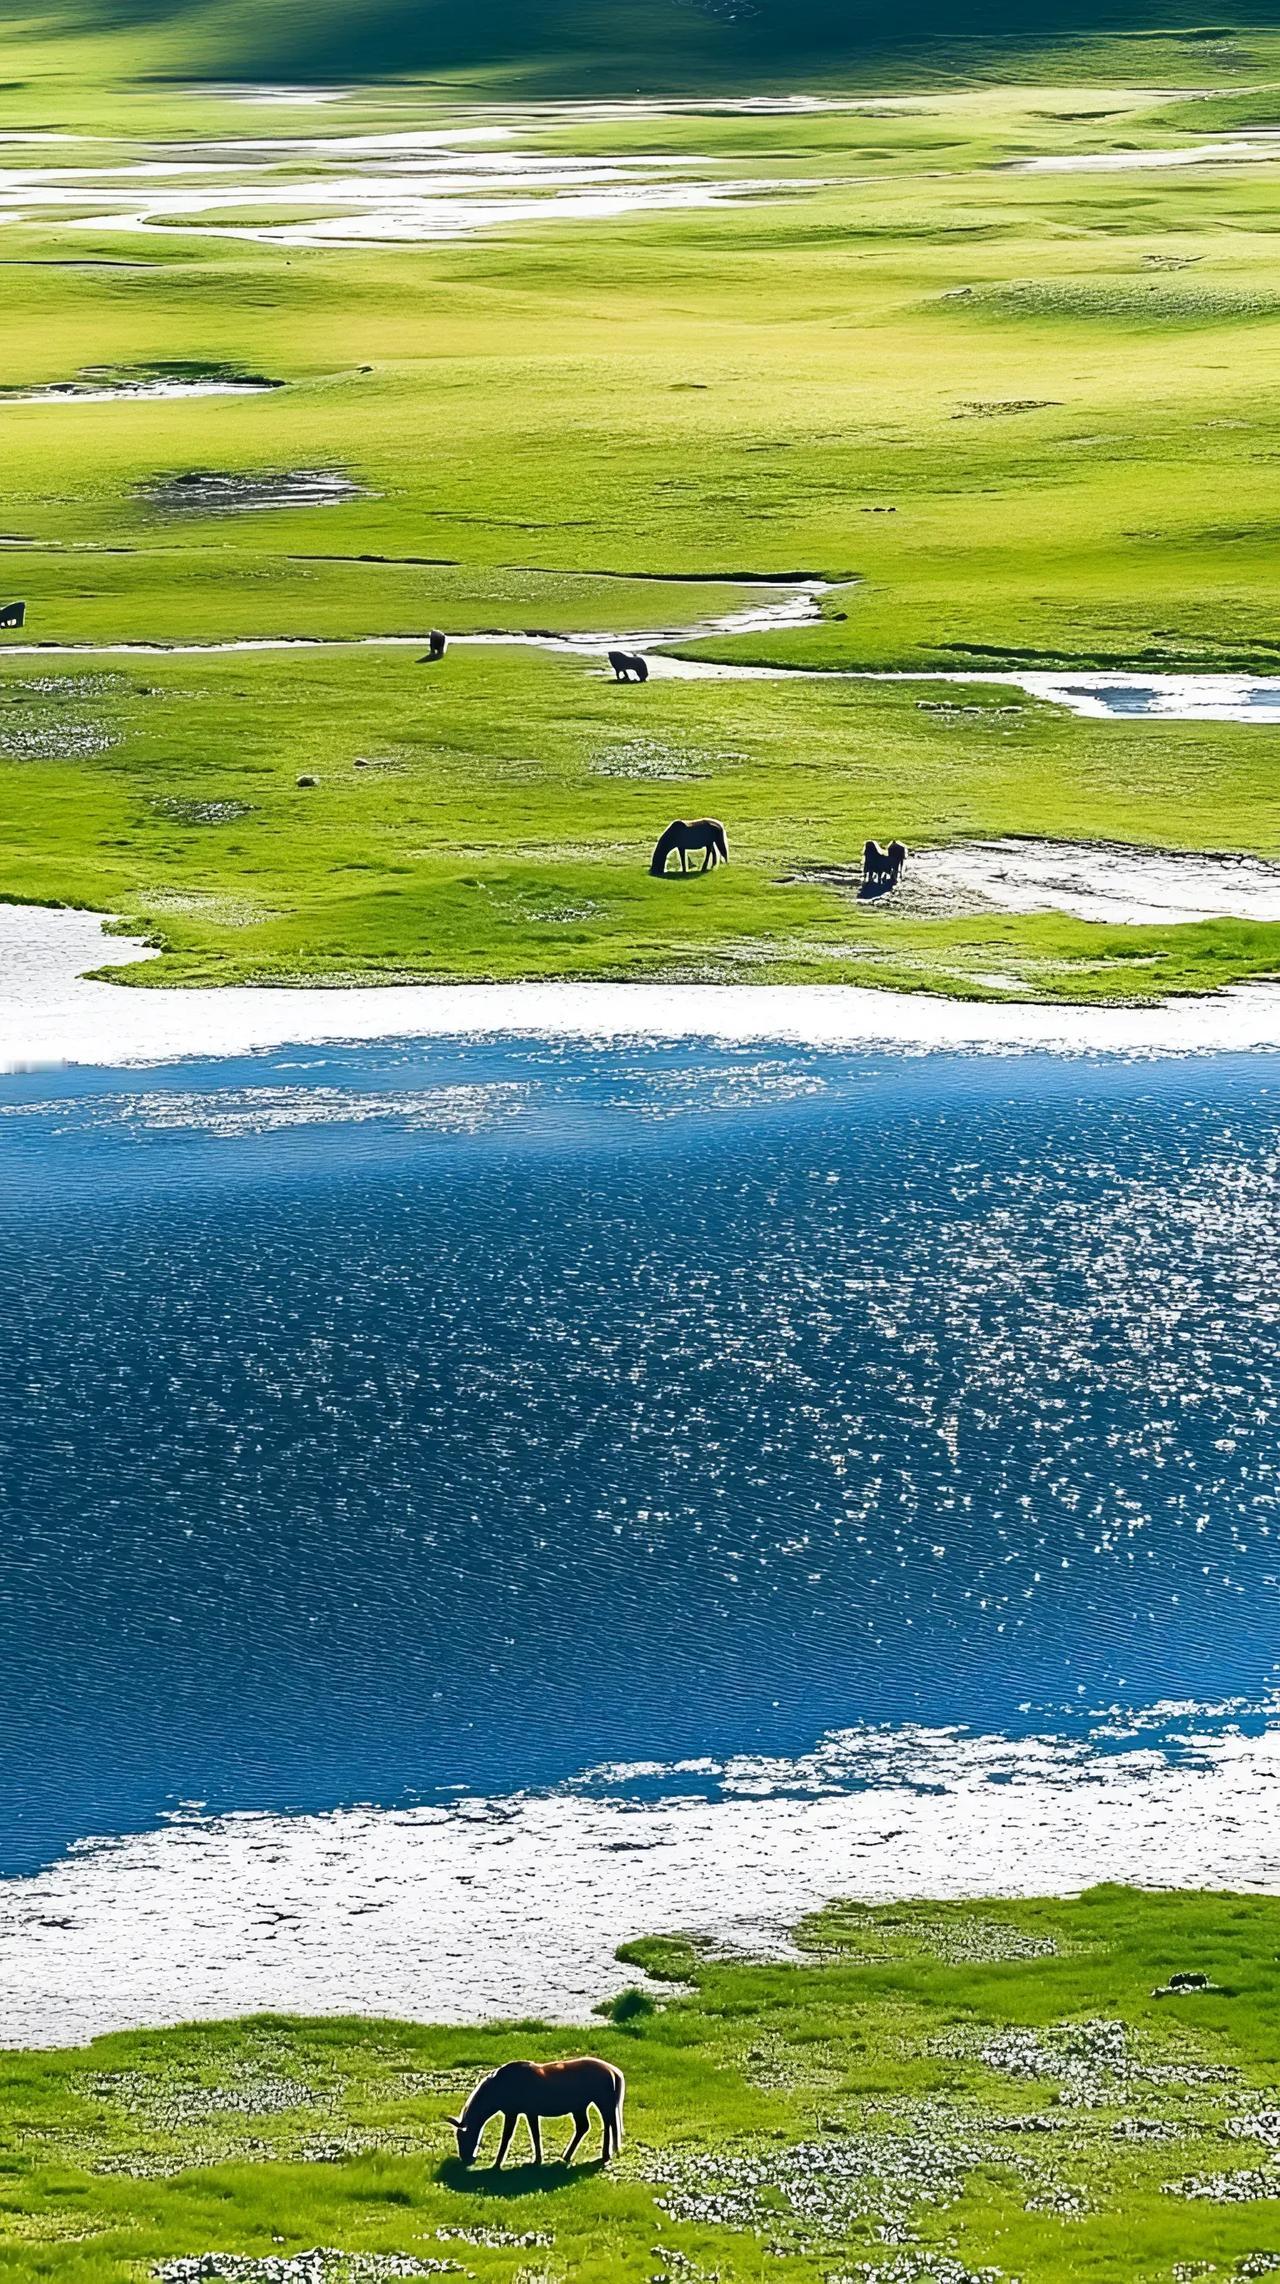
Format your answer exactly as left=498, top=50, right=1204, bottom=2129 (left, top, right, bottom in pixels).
left=5, top=903, right=1280, bottom=1073
left=1, top=1723, right=1277, bottom=2048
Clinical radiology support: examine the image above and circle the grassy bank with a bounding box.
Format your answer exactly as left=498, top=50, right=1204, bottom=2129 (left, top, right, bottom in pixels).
left=4, top=61, right=1280, bottom=997
left=7, top=646, right=1280, bottom=1001
left=2, top=1889, right=1279, bottom=2282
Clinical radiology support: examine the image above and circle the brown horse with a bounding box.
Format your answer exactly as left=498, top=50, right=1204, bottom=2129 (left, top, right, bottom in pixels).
left=446, top=2056, right=625, bottom=2169
left=650, top=818, right=729, bottom=875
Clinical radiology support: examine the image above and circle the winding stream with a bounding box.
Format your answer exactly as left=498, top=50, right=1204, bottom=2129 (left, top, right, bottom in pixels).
left=4, top=581, right=1280, bottom=720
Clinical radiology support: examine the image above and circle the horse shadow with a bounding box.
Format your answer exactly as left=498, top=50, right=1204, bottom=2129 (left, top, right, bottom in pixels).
left=857, top=876, right=898, bottom=903
left=436, top=2156, right=607, bottom=2196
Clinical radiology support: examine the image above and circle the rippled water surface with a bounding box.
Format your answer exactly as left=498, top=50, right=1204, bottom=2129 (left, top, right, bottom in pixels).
left=3, top=1039, right=1278, bottom=1877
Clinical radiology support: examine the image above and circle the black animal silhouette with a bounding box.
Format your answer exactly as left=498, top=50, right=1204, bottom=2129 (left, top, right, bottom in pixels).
left=650, top=818, right=729, bottom=875
left=608, top=649, right=648, bottom=683
left=0, top=602, right=25, bottom=630
left=426, top=629, right=447, bottom=660
left=863, top=838, right=907, bottom=890
left=446, top=2057, right=625, bottom=2169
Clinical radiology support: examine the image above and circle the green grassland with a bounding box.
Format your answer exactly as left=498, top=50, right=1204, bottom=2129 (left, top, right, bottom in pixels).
left=10, top=648, right=1280, bottom=1001
left=4, top=42, right=1280, bottom=996
left=3, top=1890, right=1280, bottom=2284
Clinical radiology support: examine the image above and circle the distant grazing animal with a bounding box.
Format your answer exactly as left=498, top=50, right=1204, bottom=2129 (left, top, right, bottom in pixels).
left=650, top=818, right=729, bottom=875
left=863, top=838, right=907, bottom=890
left=608, top=649, right=649, bottom=683
left=446, top=2057, right=625, bottom=2170
left=426, top=629, right=447, bottom=660
left=0, top=602, right=25, bottom=630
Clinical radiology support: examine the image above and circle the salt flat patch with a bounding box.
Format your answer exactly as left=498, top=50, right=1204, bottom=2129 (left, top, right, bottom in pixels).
left=7, top=904, right=1280, bottom=1071
left=912, top=839, right=1280, bottom=927
left=0, top=1722, right=1277, bottom=2045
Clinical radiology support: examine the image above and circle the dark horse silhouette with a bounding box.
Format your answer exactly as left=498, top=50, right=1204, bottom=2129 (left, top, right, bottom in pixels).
left=0, top=602, right=25, bottom=630
left=608, top=649, right=648, bottom=683
left=447, top=2057, right=625, bottom=2169
left=422, top=629, right=447, bottom=660
left=862, top=838, right=907, bottom=892
left=650, top=818, right=729, bottom=875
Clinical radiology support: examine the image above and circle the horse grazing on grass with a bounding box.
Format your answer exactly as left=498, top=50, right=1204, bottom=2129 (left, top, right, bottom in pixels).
left=651, top=818, right=729, bottom=875
left=426, top=629, right=447, bottom=660
left=608, top=649, right=649, bottom=683
left=0, top=602, right=25, bottom=631
left=862, top=837, right=907, bottom=891
left=446, top=2057, right=625, bottom=2170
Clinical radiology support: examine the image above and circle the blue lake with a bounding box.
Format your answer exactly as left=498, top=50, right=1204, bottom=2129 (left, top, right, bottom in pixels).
left=3, top=1038, right=1278, bottom=1879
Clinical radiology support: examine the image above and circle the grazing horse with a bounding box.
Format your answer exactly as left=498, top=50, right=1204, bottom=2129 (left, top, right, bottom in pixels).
left=650, top=818, right=729, bottom=875
left=422, top=629, right=447, bottom=660
left=608, top=649, right=649, bottom=683
left=0, top=602, right=25, bottom=631
left=446, top=2057, right=625, bottom=2170
left=887, top=838, right=907, bottom=883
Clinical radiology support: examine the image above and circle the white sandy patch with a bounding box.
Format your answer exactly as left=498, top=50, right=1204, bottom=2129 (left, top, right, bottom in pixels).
left=0, top=1722, right=1277, bottom=2046
left=914, top=838, right=1280, bottom=926
left=6, top=903, right=1280, bottom=1072
left=1016, top=134, right=1280, bottom=172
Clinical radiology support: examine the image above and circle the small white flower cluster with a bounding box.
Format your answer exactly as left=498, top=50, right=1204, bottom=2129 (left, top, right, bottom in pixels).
left=156, top=2250, right=462, bottom=2284
left=956, top=2018, right=1233, bottom=2110
left=828, top=2253, right=1007, bottom=2284
left=1227, top=2110, right=1280, bottom=2149
left=1023, top=2186, right=1088, bottom=2218
left=648, top=2129, right=980, bottom=2247
left=1164, top=2166, right=1280, bottom=2204
left=0, top=721, right=119, bottom=761
left=648, top=2244, right=720, bottom=2283
left=434, top=2229, right=552, bottom=2251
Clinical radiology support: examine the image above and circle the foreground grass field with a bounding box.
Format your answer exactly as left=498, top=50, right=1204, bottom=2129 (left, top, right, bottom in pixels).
left=4, top=37, right=1280, bottom=997
left=2, top=1890, right=1279, bottom=2284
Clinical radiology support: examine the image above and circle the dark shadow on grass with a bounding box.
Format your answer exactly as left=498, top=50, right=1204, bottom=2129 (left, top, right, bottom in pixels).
left=436, top=2156, right=607, bottom=2196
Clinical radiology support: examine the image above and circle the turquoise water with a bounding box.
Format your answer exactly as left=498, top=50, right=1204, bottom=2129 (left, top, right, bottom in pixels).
left=2, top=1038, right=1278, bottom=1877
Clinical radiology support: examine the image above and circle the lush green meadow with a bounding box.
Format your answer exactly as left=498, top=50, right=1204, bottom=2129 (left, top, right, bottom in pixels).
left=4, top=31, right=1280, bottom=996
left=2, top=1890, right=1279, bottom=2284
left=9, top=645, right=1280, bottom=1000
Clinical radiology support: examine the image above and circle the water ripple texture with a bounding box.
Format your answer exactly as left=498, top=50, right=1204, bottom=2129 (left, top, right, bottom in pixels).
left=1, top=1038, right=1277, bottom=1884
